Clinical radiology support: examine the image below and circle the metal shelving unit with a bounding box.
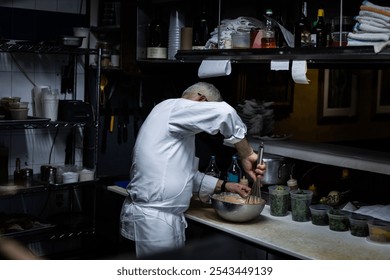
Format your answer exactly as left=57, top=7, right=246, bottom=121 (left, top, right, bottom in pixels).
left=0, top=41, right=101, bottom=257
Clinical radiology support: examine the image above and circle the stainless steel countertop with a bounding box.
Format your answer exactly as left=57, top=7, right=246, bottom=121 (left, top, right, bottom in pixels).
left=185, top=197, right=390, bottom=260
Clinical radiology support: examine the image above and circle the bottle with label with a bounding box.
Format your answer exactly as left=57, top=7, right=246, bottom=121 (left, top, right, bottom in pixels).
left=314, top=8, right=327, bottom=47
left=205, top=155, right=221, bottom=178
left=146, top=14, right=168, bottom=59
left=294, top=1, right=311, bottom=48
left=261, top=9, right=276, bottom=48
left=227, top=155, right=242, bottom=183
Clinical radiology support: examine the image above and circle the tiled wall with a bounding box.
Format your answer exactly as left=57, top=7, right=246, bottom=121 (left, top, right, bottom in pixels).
left=0, top=0, right=88, bottom=180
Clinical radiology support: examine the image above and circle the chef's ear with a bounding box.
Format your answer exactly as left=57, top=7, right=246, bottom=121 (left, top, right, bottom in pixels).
left=197, top=93, right=208, bottom=102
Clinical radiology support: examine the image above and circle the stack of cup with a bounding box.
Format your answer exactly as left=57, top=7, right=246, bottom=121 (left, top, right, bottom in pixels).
left=168, top=9, right=184, bottom=60
left=41, top=89, right=59, bottom=121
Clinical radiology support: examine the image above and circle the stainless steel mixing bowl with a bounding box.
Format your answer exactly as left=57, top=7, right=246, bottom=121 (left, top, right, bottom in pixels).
left=210, top=192, right=266, bottom=222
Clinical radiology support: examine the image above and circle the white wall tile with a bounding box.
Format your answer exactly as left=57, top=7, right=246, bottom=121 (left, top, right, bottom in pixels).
left=35, top=0, right=57, bottom=12
left=11, top=53, right=35, bottom=73
left=0, top=1, right=13, bottom=8
left=0, top=72, right=12, bottom=98
left=0, top=53, right=13, bottom=71
left=11, top=72, right=35, bottom=101
left=57, top=0, right=81, bottom=14
left=12, top=0, right=35, bottom=10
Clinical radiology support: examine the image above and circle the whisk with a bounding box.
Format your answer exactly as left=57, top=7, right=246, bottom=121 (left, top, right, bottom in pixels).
left=246, top=142, right=264, bottom=204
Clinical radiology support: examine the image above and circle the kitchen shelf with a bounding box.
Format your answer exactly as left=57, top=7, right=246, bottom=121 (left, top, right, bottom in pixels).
left=175, top=46, right=390, bottom=66
left=246, top=138, right=390, bottom=176
left=0, top=118, right=93, bottom=130
left=0, top=41, right=97, bottom=55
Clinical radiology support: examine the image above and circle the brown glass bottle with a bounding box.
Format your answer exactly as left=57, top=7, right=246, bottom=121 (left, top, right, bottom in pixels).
left=294, top=1, right=311, bottom=48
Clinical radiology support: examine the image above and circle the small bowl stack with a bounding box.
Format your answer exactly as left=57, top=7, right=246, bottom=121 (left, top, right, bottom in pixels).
left=9, top=101, right=29, bottom=120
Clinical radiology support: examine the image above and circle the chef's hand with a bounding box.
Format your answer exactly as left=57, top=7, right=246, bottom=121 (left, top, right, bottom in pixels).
left=240, top=151, right=266, bottom=182
left=225, top=182, right=251, bottom=198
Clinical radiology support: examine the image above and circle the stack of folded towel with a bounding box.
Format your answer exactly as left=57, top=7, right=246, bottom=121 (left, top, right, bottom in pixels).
left=347, top=0, right=390, bottom=53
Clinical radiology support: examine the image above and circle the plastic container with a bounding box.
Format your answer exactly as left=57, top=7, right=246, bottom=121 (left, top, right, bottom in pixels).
left=367, top=219, right=390, bottom=243
left=268, top=185, right=290, bottom=216
left=62, top=172, right=79, bottom=184
left=309, top=204, right=331, bottom=226
left=349, top=213, right=372, bottom=237
left=9, top=108, right=28, bottom=120
left=290, top=189, right=313, bottom=222
left=231, top=30, right=250, bottom=48
left=327, top=209, right=350, bottom=231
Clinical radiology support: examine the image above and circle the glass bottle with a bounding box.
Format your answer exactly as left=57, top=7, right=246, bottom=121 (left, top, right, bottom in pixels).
left=314, top=8, right=327, bottom=47
left=227, top=155, right=242, bottom=183
left=146, top=13, right=168, bottom=59
left=14, top=157, right=22, bottom=185
left=192, top=3, right=209, bottom=50
left=205, top=155, right=221, bottom=178
left=294, top=1, right=311, bottom=48
left=261, top=9, right=276, bottom=48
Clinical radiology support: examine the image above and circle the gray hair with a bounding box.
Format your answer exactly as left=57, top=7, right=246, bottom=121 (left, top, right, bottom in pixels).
left=182, top=82, right=223, bottom=102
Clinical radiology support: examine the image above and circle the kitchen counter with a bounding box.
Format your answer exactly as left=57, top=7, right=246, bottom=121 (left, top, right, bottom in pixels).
left=185, top=197, right=390, bottom=260
left=107, top=185, right=390, bottom=260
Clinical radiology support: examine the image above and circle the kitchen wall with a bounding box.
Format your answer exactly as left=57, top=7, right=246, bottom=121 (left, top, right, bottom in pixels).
left=0, top=0, right=88, bottom=178
left=275, top=69, right=390, bottom=147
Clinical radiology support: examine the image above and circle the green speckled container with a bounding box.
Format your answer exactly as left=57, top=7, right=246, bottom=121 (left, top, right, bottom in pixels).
left=290, top=189, right=313, bottom=222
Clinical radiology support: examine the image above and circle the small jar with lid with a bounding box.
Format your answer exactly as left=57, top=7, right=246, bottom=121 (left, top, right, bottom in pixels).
left=96, top=41, right=112, bottom=67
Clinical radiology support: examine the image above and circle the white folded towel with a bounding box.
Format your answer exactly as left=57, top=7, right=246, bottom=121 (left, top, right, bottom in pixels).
left=354, top=22, right=390, bottom=33
left=355, top=16, right=390, bottom=28
left=347, top=38, right=390, bottom=53
left=348, top=32, right=390, bottom=41
left=359, top=10, right=390, bottom=23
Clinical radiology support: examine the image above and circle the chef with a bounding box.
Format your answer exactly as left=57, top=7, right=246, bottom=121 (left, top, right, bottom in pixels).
left=120, top=82, right=266, bottom=258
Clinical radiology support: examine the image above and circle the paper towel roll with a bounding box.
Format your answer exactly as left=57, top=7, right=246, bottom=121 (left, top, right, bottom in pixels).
left=198, top=60, right=232, bottom=78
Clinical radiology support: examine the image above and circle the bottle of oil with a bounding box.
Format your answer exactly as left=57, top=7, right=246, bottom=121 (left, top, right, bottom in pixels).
left=227, top=155, right=241, bottom=183
left=261, top=9, right=276, bottom=48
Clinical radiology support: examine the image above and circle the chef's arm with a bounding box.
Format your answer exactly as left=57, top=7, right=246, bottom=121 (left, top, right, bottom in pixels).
left=234, top=137, right=254, bottom=159
left=234, top=138, right=261, bottom=181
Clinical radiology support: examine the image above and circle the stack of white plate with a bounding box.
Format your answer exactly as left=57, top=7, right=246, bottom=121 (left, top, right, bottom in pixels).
left=168, top=9, right=184, bottom=60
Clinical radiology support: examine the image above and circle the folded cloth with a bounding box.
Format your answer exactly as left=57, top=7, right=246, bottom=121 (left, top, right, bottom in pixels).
left=359, top=10, right=390, bottom=23
left=360, top=5, right=390, bottom=18
left=348, top=32, right=390, bottom=41
left=354, top=22, right=390, bottom=33
left=347, top=38, right=390, bottom=53
left=362, top=0, right=390, bottom=12
left=355, top=16, right=390, bottom=28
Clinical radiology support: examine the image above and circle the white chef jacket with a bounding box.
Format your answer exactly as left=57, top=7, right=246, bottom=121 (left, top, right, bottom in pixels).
left=120, top=98, right=247, bottom=257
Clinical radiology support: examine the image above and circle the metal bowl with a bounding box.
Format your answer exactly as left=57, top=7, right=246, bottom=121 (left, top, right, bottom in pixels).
left=210, top=192, right=266, bottom=222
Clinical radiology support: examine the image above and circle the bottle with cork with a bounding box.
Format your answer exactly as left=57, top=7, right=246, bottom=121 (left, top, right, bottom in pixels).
left=261, top=9, right=276, bottom=48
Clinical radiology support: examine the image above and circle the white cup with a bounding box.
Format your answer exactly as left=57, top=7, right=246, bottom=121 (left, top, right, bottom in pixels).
left=41, top=90, right=59, bottom=121
left=32, top=86, right=50, bottom=117
left=73, top=27, right=90, bottom=49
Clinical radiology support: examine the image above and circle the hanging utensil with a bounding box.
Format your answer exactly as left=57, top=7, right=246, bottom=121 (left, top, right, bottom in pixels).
left=246, top=142, right=264, bottom=204
left=99, top=74, right=108, bottom=106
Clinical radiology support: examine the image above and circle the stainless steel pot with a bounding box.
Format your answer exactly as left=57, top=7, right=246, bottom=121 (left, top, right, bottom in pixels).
left=262, top=153, right=292, bottom=185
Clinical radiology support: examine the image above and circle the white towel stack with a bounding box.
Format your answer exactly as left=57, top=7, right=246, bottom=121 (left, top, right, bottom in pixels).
left=347, top=1, right=390, bottom=53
